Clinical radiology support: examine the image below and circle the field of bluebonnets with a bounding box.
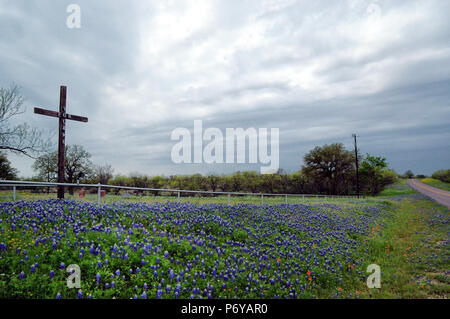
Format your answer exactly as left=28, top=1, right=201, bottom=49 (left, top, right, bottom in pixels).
left=0, top=199, right=392, bottom=299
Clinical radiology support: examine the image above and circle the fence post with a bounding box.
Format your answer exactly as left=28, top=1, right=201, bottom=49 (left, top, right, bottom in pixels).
left=97, top=183, right=101, bottom=205
left=285, top=194, right=287, bottom=204
left=228, top=194, right=231, bottom=205
left=302, top=195, right=304, bottom=201
left=178, top=191, right=180, bottom=202
left=13, top=186, right=16, bottom=201
left=261, top=194, right=264, bottom=205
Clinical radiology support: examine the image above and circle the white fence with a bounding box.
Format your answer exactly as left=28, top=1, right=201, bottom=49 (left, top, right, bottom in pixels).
left=0, top=179, right=359, bottom=205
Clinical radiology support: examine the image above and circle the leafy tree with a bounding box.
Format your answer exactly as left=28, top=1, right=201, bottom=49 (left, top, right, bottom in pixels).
left=0, top=84, right=52, bottom=157
left=218, top=175, right=231, bottom=192
left=64, top=145, right=93, bottom=189
left=431, top=169, right=450, bottom=183
left=0, top=151, right=18, bottom=180
left=359, top=154, right=396, bottom=195
left=290, top=171, right=308, bottom=194
left=301, top=143, right=355, bottom=195
left=230, top=172, right=243, bottom=192
left=207, top=174, right=219, bottom=192
left=404, top=170, right=414, bottom=179
left=32, top=152, right=57, bottom=183
left=32, top=145, right=93, bottom=194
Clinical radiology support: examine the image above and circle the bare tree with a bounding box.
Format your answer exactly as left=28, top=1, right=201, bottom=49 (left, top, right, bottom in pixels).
left=95, top=164, right=114, bottom=184
left=0, top=84, right=53, bottom=157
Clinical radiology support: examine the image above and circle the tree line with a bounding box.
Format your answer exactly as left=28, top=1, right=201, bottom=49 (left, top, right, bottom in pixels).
left=12, top=142, right=397, bottom=196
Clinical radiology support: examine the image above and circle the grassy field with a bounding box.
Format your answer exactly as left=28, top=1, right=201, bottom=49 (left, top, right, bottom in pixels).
left=378, top=179, right=417, bottom=197
left=0, top=182, right=448, bottom=299
left=0, top=190, right=358, bottom=206
left=420, top=178, right=450, bottom=192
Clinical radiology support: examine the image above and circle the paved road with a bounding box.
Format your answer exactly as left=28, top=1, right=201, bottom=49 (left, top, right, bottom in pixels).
left=407, top=179, right=450, bottom=209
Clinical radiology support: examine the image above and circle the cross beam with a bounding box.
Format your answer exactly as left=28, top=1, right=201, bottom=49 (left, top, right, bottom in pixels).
left=34, top=86, right=88, bottom=199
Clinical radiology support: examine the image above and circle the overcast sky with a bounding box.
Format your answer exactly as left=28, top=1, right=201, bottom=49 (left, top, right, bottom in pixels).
left=1, top=0, right=449, bottom=177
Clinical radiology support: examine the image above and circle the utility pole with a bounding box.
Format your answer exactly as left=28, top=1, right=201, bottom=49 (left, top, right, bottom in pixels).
left=352, top=134, right=359, bottom=198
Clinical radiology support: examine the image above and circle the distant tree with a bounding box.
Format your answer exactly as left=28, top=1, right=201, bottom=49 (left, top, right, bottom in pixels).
left=32, top=152, right=57, bottom=183
left=241, top=171, right=259, bottom=192
left=359, top=154, right=396, bottom=195
left=150, top=176, right=165, bottom=196
left=32, top=152, right=57, bottom=193
left=301, top=143, right=355, bottom=195
left=290, top=171, right=309, bottom=194
left=404, top=170, right=414, bottom=179
left=64, top=145, right=93, bottom=189
left=431, top=169, right=450, bottom=183
left=0, top=84, right=52, bottom=157
left=95, top=164, right=114, bottom=185
left=0, top=151, right=18, bottom=180
left=32, top=145, right=93, bottom=194
left=207, top=174, right=219, bottom=192
left=109, top=175, right=132, bottom=194
left=218, top=175, right=231, bottom=192
left=230, top=172, right=243, bottom=192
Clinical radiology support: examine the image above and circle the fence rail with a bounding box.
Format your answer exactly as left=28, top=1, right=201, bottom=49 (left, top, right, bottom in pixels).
left=0, top=179, right=360, bottom=205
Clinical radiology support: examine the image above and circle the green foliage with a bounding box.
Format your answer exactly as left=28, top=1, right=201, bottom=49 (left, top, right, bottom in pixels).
left=420, top=178, right=450, bottom=192
left=301, top=143, right=355, bottom=195
left=0, top=152, right=18, bottom=180
left=431, top=169, right=450, bottom=183
left=404, top=170, right=414, bottom=179
left=378, top=179, right=416, bottom=197
left=359, top=154, right=398, bottom=195
left=32, top=145, right=93, bottom=185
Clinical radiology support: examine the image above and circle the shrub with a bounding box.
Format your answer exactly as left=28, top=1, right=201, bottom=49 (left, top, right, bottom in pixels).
left=431, top=169, right=450, bottom=183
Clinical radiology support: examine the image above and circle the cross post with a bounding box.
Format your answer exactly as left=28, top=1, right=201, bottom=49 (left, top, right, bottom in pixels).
left=34, top=86, right=88, bottom=199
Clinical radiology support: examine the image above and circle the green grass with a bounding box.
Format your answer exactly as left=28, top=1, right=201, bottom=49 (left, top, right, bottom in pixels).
left=378, top=179, right=418, bottom=197
left=0, top=190, right=363, bottom=206
left=1, top=183, right=448, bottom=299
left=420, top=178, right=450, bottom=192
left=356, top=196, right=450, bottom=298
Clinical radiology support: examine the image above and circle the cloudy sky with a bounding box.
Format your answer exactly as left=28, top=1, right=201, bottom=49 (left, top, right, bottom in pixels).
left=1, top=0, right=449, bottom=177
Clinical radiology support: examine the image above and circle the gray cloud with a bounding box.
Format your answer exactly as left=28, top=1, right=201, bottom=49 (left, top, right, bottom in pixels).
left=1, top=0, right=449, bottom=177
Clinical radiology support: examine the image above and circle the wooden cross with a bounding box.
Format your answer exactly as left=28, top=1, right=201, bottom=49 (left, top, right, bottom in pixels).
left=34, top=86, right=88, bottom=199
